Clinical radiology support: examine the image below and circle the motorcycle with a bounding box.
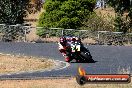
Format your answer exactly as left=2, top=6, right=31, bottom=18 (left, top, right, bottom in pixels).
left=65, top=41, right=94, bottom=63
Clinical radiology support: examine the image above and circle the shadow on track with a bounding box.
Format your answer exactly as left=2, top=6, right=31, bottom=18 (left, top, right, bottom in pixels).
left=70, top=60, right=98, bottom=63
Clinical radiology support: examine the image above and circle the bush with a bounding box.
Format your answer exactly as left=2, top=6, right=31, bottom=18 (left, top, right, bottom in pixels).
left=80, top=12, right=114, bottom=31
left=38, top=0, right=96, bottom=29
left=36, top=28, right=47, bottom=37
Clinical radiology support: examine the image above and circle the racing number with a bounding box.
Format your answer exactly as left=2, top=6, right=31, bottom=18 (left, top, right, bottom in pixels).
left=71, top=44, right=80, bottom=52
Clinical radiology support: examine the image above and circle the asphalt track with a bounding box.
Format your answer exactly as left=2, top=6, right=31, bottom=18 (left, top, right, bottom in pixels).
left=0, top=42, right=132, bottom=79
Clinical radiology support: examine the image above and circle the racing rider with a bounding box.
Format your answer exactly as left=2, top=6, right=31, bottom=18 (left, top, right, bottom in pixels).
left=58, top=36, right=72, bottom=62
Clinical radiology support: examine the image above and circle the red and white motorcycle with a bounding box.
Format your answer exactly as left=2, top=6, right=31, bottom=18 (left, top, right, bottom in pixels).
left=58, top=36, right=94, bottom=63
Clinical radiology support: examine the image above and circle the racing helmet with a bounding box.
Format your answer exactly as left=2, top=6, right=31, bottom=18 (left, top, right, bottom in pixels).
left=60, top=37, right=67, bottom=45
left=72, top=37, right=76, bottom=42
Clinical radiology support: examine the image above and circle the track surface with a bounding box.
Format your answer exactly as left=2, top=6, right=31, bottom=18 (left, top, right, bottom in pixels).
left=0, top=42, right=132, bottom=78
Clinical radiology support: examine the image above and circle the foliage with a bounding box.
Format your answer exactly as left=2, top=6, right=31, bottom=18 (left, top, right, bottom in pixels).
left=38, top=0, right=96, bottom=29
left=114, top=15, right=123, bottom=32
left=36, top=27, right=63, bottom=37
left=0, top=24, right=26, bottom=41
left=0, top=0, right=29, bottom=25
left=36, top=28, right=46, bottom=37
left=107, top=0, right=132, bottom=33
left=80, top=12, right=114, bottom=31
left=107, top=0, right=131, bottom=15
left=28, top=0, right=44, bottom=14
left=0, top=0, right=31, bottom=41
left=114, top=15, right=130, bottom=33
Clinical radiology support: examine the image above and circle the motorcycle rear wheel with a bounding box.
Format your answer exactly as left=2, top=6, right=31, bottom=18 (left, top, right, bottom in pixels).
left=80, top=51, right=94, bottom=62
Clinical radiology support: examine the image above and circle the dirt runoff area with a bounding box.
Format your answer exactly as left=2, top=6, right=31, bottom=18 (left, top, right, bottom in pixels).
left=0, top=78, right=132, bottom=88
left=0, top=54, right=54, bottom=74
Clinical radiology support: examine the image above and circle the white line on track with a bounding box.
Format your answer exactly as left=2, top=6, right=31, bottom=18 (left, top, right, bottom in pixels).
left=54, top=60, right=70, bottom=71
left=7, top=74, right=11, bottom=76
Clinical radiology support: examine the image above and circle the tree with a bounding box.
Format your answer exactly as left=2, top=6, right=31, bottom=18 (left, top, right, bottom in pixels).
left=38, top=0, right=96, bottom=29
left=0, top=0, right=29, bottom=25
left=107, top=0, right=132, bottom=33
left=81, top=13, right=114, bottom=31
left=28, top=0, right=44, bottom=14
left=0, top=0, right=30, bottom=41
left=107, top=0, right=131, bottom=15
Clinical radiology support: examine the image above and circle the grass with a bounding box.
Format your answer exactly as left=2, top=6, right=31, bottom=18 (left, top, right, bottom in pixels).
left=0, top=54, right=54, bottom=74
left=95, top=8, right=115, bottom=20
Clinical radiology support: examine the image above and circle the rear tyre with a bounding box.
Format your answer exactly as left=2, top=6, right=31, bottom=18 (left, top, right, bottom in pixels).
left=80, top=51, right=94, bottom=62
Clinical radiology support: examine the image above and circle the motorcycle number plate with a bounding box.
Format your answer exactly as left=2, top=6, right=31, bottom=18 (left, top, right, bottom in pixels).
left=71, top=44, right=80, bottom=52
left=76, top=45, right=80, bottom=51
